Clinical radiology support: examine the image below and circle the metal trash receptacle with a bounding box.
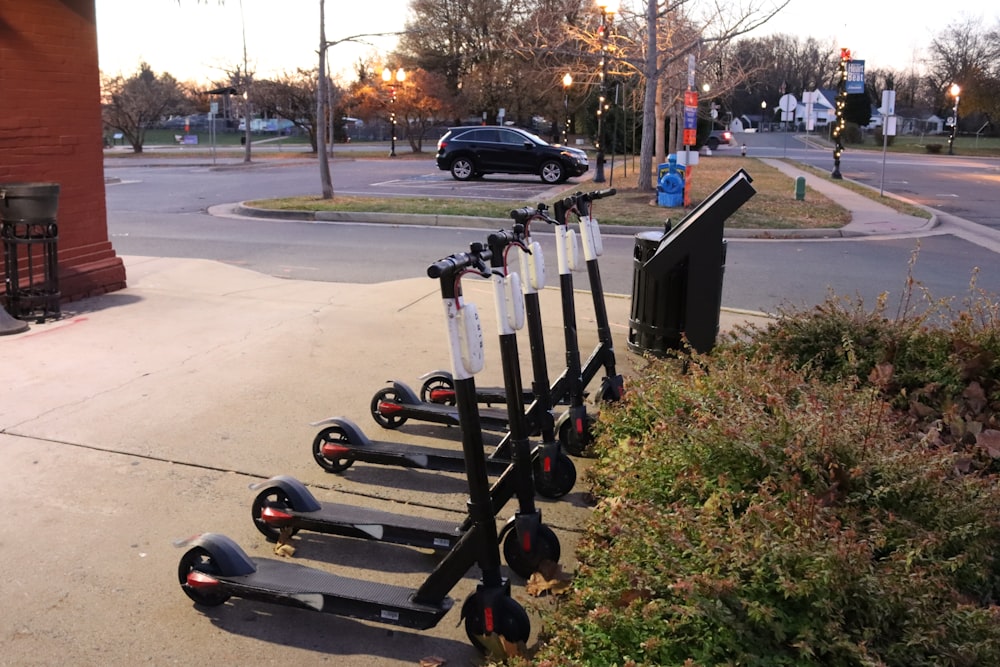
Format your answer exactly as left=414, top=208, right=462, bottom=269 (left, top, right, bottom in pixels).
left=628, top=230, right=686, bottom=355
left=627, top=169, right=753, bottom=356
left=627, top=232, right=728, bottom=357
left=1, top=182, right=61, bottom=322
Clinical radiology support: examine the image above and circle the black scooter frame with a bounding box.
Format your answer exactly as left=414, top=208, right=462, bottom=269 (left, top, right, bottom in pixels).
left=311, top=226, right=576, bottom=500
left=253, top=235, right=562, bottom=578
left=178, top=249, right=530, bottom=650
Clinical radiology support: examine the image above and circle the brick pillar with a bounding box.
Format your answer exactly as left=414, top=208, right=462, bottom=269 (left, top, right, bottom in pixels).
left=0, top=0, right=127, bottom=303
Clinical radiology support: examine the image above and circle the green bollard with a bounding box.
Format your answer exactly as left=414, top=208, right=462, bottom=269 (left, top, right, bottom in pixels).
left=794, top=176, right=806, bottom=201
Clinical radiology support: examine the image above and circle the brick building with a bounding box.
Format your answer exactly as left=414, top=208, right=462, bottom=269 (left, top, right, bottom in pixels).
left=0, top=0, right=126, bottom=307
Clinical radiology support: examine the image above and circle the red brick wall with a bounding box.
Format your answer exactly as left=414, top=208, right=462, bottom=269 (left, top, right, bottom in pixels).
left=0, top=0, right=126, bottom=304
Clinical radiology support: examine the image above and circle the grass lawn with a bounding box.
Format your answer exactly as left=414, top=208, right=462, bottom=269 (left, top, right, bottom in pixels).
left=248, top=156, right=861, bottom=229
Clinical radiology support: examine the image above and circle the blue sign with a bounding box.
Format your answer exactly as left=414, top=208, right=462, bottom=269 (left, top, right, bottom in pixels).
left=683, top=106, right=697, bottom=130
left=846, top=60, right=865, bottom=94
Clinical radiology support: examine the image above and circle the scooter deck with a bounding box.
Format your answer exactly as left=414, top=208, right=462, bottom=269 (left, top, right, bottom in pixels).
left=218, top=557, right=453, bottom=630
left=327, top=437, right=511, bottom=476
left=287, top=501, right=465, bottom=553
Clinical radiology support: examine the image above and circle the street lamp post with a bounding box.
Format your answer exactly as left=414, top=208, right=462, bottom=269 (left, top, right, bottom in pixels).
left=382, top=66, right=406, bottom=157
left=948, top=83, right=961, bottom=155
left=562, top=73, right=573, bottom=145
left=593, top=0, right=618, bottom=183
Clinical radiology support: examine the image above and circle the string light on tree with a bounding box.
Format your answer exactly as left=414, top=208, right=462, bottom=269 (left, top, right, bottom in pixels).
left=593, top=0, right=618, bottom=183
left=831, top=48, right=849, bottom=179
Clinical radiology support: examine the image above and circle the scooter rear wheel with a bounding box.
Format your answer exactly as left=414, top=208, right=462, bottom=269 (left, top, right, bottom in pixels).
left=251, top=486, right=300, bottom=542
left=419, top=375, right=456, bottom=405
left=178, top=547, right=231, bottom=607
left=462, top=593, right=531, bottom=653
left=370, top=387, right=409, bottom=429
left=533, top=452, right=577, bottom=499
left=558, top=412, right=594, bottom=457
left=311, top=425, right=355, bottom=473
left=502, top=523, right=561, bottom=579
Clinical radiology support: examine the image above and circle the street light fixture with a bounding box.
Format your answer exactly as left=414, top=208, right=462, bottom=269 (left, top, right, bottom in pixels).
left=948, top=82, right=961, bottom=155
left=382, top=66, right=406, bottom=157
left=562, top=73, right=573, bottom=145
left=593, top=0, right=619, bottom=183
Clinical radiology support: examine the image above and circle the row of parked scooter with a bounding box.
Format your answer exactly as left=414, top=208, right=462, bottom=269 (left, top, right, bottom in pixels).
left=175, top=188, right=622, bottom=652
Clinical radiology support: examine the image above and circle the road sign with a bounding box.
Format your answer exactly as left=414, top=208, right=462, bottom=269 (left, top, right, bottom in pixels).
left=881, top=90, right=896, bottom=116
left=778, top=94, right=797, bottom=122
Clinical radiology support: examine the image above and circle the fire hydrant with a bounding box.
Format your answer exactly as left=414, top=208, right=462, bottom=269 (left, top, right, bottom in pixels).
left=741, top=143, right=747, bottom=157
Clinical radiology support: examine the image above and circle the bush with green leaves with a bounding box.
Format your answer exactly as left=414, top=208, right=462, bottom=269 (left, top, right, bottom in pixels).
left=529, top=345, right=1000, bottom=667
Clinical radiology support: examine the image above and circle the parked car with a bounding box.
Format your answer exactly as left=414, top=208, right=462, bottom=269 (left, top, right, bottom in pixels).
left=704, top=129, right=734, bottom=150
left=435, top=126, right=589, bottom=184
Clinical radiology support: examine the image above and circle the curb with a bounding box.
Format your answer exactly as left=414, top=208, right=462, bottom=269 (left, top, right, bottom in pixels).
left=233, top=203, right=937, bottom=240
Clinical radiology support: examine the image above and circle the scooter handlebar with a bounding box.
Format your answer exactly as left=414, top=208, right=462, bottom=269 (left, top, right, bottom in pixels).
left=427, top=245, right=492, bottom=279
left=586, top=187, right=617, bottom=200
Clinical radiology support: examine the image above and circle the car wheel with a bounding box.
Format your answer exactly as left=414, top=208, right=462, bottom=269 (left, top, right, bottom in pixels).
left=450, top=157, right=474, bottom=181
left=707, top=137, right=719, bottom=151
left=540, top=160, right=565, bottom=184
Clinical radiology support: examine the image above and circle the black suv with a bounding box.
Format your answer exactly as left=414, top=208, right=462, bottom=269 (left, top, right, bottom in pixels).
left=435, top=126, right=589, bottom=184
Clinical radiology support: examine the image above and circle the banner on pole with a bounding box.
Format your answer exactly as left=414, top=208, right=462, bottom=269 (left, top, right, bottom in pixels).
left=846, top=60, right=865, bottom=94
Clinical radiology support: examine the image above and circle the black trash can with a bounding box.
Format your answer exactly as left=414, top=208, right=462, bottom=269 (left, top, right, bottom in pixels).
left=1, top=182, right=61, bottom=322
left=627, top=230, right=687, bottom=355
left=628, top=230, right=727, bottom=356
left=626, top=168, right=755, bottom=356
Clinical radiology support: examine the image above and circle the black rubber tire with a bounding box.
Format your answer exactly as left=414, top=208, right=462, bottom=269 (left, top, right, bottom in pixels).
left=540, top=160, right=565, bottom=184
left=370, top=387, right=408, bottom=429
left=534, top=451, right=576, bottom=499
left=177, top=547, right=231, bottom=607
left=502, top=523, right=561, bottom=578
left=450, top=157, right=475, bottom=181
left=558, top=413, right=593, bottom=457
left=462, top=593, right=531, bottom=653
left=311, top=425, right=355, bottom=473
left=251, top=486, right=299, bottom=542
left=420, top=375, right=456, bottom=405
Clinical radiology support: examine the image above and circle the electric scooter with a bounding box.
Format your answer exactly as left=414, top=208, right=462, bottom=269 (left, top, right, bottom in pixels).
left=311, top=226, right=576, bottom=500
left=253, top=234, right=562, bottom=578
left=421, top=189, right=620, bottom=456
left=564, top=188, right=625, bottom=415
left=177, top=248, right=530, bottom=651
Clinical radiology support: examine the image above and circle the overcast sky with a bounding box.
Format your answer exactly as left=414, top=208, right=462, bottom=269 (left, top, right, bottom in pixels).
left=95, top=0, right=997, bottom=87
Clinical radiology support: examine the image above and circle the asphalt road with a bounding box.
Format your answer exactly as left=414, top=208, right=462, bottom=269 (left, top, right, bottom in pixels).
left=104, top=145, right=1000, bottom=315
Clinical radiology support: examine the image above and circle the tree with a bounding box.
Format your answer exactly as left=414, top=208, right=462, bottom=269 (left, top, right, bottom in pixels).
left=253, top=69, right=335, bottom=152
left=926, top=16, right=1000, bottom=128
left=101, top=63, right=190, bottom=153
left=399, top=0, right=540, bottom=125
left=348, top=65, right=459, bottom=153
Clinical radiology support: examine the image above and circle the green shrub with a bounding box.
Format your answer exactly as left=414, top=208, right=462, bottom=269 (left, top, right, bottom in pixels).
left=532, top=348, right=1000, bottom=666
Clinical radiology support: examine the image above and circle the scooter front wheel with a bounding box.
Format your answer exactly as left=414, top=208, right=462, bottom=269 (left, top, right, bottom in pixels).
left=462, top=593, right=531, bottom=653
left=534, top=452, right=577, bottom=499
left=370, top=387, right=409, bottom=429
left=177, top=547, right=231, bottom=607
left=502, top=523, right=561, bottom=579
left=420, top=375, right=456, bottom=405
left=311, top=425, right=355, bottom=473
left=251, top=486, right=300, bottom=542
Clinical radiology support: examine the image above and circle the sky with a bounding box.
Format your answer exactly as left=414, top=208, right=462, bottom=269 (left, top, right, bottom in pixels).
left=95, top=0, right=998, bottom=88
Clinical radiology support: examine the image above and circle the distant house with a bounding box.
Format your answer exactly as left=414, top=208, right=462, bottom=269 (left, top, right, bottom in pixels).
left=797, top=90, right=836, bottom=129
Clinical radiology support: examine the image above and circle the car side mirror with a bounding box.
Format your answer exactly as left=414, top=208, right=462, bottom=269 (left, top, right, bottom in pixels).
left=524, top=142, right=533, bottom=150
